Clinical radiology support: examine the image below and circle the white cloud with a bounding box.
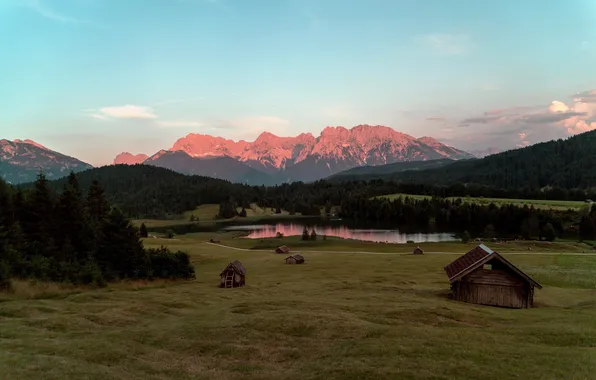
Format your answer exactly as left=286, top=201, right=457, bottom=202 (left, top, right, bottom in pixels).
left=156, top=120, right=205, bottom=128
left=90, top=105, right=158, bottom=120
left=454, top=90, right=596, bottom=152
left=421, top=33, right=472, bottom=55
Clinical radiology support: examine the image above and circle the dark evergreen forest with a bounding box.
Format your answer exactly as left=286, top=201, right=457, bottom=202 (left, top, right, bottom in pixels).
left=0, top=172, right=195, bottom=289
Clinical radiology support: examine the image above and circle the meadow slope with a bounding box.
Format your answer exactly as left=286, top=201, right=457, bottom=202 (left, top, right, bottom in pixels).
left=0, top=235, right=595, bottom=380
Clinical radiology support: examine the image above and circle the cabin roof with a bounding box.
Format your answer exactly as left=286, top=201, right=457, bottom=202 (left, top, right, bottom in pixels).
left=444, top=244, right=542, bottom=288
left=277, top=245, right=289, bottom=251
left=220, top=260, right=246, bottom=276
left=286, top=253, right=304, bottom=261
left=414, top=247, right=424, bottom=252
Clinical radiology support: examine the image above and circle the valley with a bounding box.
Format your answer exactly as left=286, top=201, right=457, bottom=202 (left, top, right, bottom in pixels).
left=1, top=232, right=595, bottom=380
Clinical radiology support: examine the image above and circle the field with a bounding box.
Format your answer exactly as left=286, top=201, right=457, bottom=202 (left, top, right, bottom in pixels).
left=134, top=203, right=304, bottom=229
left=1, top=234, right=595, bottom=380
left=375, top=193, right=586, bottom=211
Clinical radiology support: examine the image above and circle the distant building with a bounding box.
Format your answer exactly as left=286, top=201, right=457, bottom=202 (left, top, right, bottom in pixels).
left=220, top=260, right=246, bottom=288
left=444, top=244, right=542, bottom=308
left=412, top=246, right=424, bottom=255
left=275, top=245, right=290, bottom=254
left=285, top=253, right=305, bottom=264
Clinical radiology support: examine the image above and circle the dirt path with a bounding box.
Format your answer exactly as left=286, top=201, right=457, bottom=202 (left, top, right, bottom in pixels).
left=204, top=242, right=596, bottom=256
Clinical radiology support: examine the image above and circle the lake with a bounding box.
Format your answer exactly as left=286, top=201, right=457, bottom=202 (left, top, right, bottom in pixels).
left=224, top=222, right=457, bottom=244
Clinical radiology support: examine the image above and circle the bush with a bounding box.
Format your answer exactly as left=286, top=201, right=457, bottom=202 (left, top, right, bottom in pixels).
left=165, top=229, right=175, bottom=239
left=145, top=246, right=195, bottom=280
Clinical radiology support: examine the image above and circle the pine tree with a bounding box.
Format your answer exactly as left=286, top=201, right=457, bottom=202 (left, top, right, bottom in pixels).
left=139, top=223, right=148, bottom=238
left=302, top=226, right=310, bottom=241
left=57, top=172, right=91, bottom=262
left=87, top=180, right=109, bottom=224
left=310, top=228, right=317, bottom=241
left=24, top=172, right=57, bottom=259
left=239, top=207, right=247, bottom=217
left=96, top=208, right=144, bottom=280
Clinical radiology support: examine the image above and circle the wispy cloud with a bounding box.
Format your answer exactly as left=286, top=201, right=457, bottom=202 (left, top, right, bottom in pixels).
left=421, top=33, right=473, bottom=55
left=426, top=117, right=446, bottom=122
left=87, top=105, right=158, bottom=120
left=454, top=89, right=596, bottom=151
left=24, top=0, right=105, bottom=27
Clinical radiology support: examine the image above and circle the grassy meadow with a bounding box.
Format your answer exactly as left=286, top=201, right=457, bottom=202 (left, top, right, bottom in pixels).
left=1, top=233, right=595, bottom=380
left=134, top=203, right=306, bottom=229
left=375, top=193, right=587, bottom=211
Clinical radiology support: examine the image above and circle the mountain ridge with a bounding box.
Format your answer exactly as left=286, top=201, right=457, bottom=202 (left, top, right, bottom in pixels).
left=112, top=125, right=474, bottom=183
left=0, top=139, right=93, bottom=184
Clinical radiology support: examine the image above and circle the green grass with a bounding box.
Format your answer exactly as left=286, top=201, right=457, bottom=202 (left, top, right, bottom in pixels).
left=1, top=235, right=595, bottom=380
left=215, top=233, right=592, bottom=254
left=375, top=193, right=587, bottom=211
left=134, top=203, right=308, bottom=229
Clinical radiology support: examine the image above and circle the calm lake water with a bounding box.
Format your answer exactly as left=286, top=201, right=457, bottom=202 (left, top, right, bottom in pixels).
left=224, top=222, right=457, bottom=244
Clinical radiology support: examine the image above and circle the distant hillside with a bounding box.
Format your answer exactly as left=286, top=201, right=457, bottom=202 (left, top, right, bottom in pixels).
left=28, top=164, right=258, bottom=218
left=0, top=139, right=93, bottom=184
left=377, top=130, right=596, bottom=189
left=144, top=150, right=276, bottom=185
left=327, top=158, right=459, bottom=181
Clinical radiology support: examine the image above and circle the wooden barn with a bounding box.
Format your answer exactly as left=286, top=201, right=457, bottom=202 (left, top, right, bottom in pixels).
left=220, top=260, right=246, bottom=288
left=285, top=253, right=305, bottom=264
left=275, top=245, right=290, bottom=254
left=412, top=246, right=424, bottom=255
left=444, top=244, right=542, bottom=309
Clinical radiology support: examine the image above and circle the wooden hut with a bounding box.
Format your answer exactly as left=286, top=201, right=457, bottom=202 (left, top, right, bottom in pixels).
left=275, top=245, right=290, bottom=254
left=220, top=260, right=246, bottom=288
left=285, top=253, right=305, bottom=264
left=444, top=244, right=542, bottom=309
left=412, top=246, right=424, bottom=255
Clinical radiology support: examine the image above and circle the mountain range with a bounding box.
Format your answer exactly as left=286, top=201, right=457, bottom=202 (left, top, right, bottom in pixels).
left=112, top=125, right=474, bottom=184
left=0, top=139, right=92, bottom=184
left=1, top=125, right=476, bottom=185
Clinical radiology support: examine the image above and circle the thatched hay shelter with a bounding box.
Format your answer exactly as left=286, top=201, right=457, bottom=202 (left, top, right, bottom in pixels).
left=412, top=246, right=424, bottom=255
left=275, top=245, right=290, bottom=254
left=220, top=260, right=246, bottom=288
left=444, top=244, right=542, bottom=308
left=285, top=253, right=305, bottom=264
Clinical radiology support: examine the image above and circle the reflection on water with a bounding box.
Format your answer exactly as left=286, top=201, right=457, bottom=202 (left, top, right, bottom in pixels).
left=225, top=223, right=456, bottom=244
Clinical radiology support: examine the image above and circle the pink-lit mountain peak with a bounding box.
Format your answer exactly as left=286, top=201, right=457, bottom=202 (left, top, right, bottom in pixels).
left=13, top=139, right=48, bottom=150
left=113, top=152, right=149, bottom=165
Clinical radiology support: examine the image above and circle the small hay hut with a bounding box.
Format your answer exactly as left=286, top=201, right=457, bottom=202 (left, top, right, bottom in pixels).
left=444, top=244, right=542, bottom=309
left=285, top=253, right=305, bottom=264
left=275, top=245, right=290, bottom=254
left=412, top=246, right=424, bottom=255
left=220, top=260, right=246, bottom=288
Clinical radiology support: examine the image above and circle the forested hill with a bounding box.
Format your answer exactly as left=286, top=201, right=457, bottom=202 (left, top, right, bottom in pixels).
left=327, top=158, right=457, bottom=181
left=19, top=164, right=258, bottom=219
left=344, top=130, right=596, bottom=190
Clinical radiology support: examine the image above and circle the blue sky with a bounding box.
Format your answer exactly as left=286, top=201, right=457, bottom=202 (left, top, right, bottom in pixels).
left=1, top=0, right=596, bottom=165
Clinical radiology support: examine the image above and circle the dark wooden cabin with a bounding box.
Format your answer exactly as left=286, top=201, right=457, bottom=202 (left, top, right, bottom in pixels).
left=220, top=260, right=246, bottom=288
left=285, top=253, right=305, bottom=264
left=412, top=246, right=424, bottom=255
left=275, top=245, right=290, bottom=254
left=444, top=244, right=542, bottom=309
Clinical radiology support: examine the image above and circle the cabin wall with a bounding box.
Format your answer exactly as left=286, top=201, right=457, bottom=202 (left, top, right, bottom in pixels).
left=453, top=267, right=532, bottom=308
left=286, top=258, right=296, bottom=264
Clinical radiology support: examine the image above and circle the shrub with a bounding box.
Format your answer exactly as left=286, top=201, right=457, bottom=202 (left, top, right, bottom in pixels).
left=145, top=246, right=195, bottom=280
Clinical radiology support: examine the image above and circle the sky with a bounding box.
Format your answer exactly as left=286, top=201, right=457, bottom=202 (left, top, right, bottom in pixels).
left=1, top=0, right=596, bottom=165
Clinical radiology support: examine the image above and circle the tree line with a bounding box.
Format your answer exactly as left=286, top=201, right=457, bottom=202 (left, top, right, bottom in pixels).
left=21, top=164, right=596, bottom=220
left=0, top=172, right=195, bottom=289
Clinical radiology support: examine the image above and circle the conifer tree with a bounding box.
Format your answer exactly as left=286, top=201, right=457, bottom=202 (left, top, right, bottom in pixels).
left=139, top=223, right=148, bottom=238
